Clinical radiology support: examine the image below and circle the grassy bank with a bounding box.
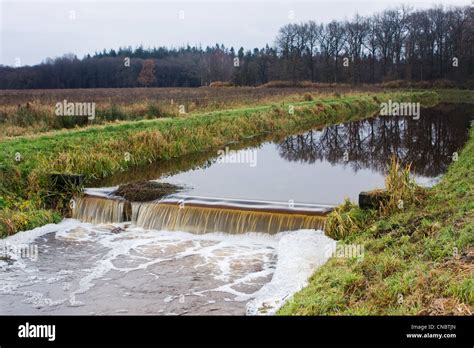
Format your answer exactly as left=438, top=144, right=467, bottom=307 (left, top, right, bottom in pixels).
left=0, top=91, right=438, bottom=237
left=279, top=123, right=473, bottom=315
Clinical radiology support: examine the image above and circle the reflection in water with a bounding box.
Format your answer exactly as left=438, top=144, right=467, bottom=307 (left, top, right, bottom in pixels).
left=93, top=103, right=472, bottom=205
left=278, top=103, right=473, bottom=177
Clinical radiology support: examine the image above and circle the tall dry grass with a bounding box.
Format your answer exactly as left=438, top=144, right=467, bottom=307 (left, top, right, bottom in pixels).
left=325, top=157, right=418, bottom=240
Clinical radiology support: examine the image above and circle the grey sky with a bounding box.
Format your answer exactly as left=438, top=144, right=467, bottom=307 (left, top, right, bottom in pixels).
left=0, top=0, right=470, bottom=66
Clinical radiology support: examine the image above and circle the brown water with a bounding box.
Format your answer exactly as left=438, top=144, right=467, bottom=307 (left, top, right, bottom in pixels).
left=72, top=194, right=330, bottom=233
left=0, top=221, right=333, bottom=315
left=130, top=202, right=326, bottom=234
left=73, top=196, right=128, bottom=223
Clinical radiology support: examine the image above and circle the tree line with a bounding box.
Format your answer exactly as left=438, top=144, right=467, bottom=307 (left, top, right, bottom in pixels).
left=0, top=5, right=472, bottom=89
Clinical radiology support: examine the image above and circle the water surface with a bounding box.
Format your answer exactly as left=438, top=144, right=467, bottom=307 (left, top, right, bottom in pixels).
left=133, top=103, right=473, bottom=205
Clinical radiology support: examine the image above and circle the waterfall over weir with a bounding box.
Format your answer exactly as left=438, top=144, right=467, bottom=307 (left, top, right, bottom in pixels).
left=72, top=195, right=128, bottom=223
left=72, top=194, right=333, bottom=234
left=131, top=203, right=327, bottom=234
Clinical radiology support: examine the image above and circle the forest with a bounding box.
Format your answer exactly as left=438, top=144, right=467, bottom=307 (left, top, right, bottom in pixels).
left=0, top=5, right=472, bottom=89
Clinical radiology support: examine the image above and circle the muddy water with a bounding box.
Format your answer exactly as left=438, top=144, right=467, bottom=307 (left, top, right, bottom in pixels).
left=0, top=220, right=333, bottom=315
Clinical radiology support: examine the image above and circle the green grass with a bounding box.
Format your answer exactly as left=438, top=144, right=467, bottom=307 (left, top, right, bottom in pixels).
left=0, top=91, right=438, bottom=237
left=279, top=120, right=474, bottom=315
left=435, top=89, right=474, bottom=104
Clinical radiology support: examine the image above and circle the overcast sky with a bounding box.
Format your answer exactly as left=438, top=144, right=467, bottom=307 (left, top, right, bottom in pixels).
left=0, top=0, right=470, bottom=66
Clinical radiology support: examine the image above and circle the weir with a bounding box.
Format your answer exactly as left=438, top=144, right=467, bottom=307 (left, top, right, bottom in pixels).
left=72, top=194, right=333, bottom=234
left=72, top=195, right=129, bottom=223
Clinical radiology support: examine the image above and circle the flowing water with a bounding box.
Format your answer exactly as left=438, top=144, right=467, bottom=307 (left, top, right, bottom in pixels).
left=0, top=221, right=333, bottom=315
left=1, top=103, right=472, bottom=315
left=72, top=195, right=329, bottom=234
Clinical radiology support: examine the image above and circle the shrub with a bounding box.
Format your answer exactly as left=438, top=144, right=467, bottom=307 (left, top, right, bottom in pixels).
left=381, top=80, right=408, bottom=88
left=209, top=81, right=233, bottom=88
left=325, top=157, right=418, bottom=239
left=146, top=102, right=171, bottom=118
left=325, top=199, right=371, bottom=240
left=102, top=104, right=127, bottom=121
left=381, top=79, right=459, bottom=89
left=432, top=79, right=456, bottom=89
left=259, top=80, right=296, bottom=88
left=379, top=157, right=417, bottom=215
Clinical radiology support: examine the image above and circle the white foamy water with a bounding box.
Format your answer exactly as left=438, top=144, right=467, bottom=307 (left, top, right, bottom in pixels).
left=0, top=219, right=333, bottom=315
left=245, top=230, right=333, bottom=315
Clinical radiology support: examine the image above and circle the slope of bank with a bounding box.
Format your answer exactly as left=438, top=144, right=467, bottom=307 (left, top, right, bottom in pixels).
left=0, top=91, right=438, bottom=237
left=279, top=120, right=474, bottom=315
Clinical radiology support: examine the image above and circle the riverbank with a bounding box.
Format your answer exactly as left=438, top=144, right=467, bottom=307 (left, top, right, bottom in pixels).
left=0, top=92, right=438, bottom=236
left=279, top=121, right=473, bottom=315
left=0, top=90, right=438, bottom=236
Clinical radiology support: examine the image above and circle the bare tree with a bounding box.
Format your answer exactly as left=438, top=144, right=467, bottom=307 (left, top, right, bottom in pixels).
left=305, top=21, right=321, bottom=82
left=326, top=20, right=346, bottom=83
left=346, top=14, right=368, bottom=84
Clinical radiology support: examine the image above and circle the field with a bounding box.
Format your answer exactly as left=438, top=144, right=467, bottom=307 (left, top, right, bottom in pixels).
left=0, top=85, right=372, bottom=105
left=0, top=85, right=389, bottom=138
